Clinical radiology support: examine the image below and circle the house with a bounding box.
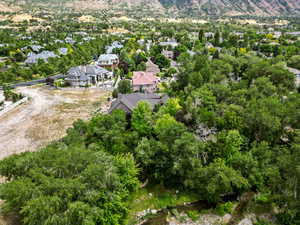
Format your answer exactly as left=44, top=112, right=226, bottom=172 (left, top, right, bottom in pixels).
left=204, top=32, right=214, bottom=38
left=132, top=71, right=159, bottom=93
left=58, top=48, right=68, bottom=55
left=287, top=67, right=300, bottom=87
left=146, top=59, right=160, bottom=75
left=159, top=41, right=178, bottom=48
left=205, top=42, right=214, bottom=49
left=30, top=45, right=43, bottom=52
left=65, top=37, right=76, bottom=45
left=286, top=32, right=300, bottom=37
left=187, top=50, right=196, bottom=57
left=65, top=65, right=113, bottom=87
left=83, top=37, right=95, bottom=42
left=105, top=41, right=123, bottom=54
left=109, top=93, right=168, bottom=114
left=24, top=51, right=57, bottom=64
left=97, top=54, right=119, bottom=68
left=162, top=50, right=174, bottom=59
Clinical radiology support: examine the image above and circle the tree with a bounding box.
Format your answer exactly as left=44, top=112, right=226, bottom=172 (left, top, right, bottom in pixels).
left=288, top=55, right=300, bottom=70
left=0, top=146, right=139, bottom=225
left=187, top=159, right=249, bottom=203
left=199, top=29, right=204, bottom=42
left=153, top=54, right=170, bottom=69
left=117, top=80, right=132, bottom=94
left=131, top=101, right=153, bottom=136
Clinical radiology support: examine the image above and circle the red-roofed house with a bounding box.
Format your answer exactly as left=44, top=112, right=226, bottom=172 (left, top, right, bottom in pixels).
left=132, top=71, right=159, bottom=93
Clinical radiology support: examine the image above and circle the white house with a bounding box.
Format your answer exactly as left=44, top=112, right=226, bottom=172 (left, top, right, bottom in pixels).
left=97, top=54, right=119, bottom=68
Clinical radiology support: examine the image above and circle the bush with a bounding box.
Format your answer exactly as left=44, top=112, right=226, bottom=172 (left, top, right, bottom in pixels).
left=112, top=89, right=118, bottom=98
left=215, top=202, right=234, bottom=216
left=186, top=210, right=200, bottom=221
left=276, top=210, right=300, bottom=225
left=255, top=192, right=271, bottom=204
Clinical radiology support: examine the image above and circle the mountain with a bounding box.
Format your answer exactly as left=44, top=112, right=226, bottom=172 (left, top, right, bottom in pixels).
left=158, top=0, right=300, bottom=16
left=5, top=0, right=300, bottom=16
left=66, top=0, right=300, bottom=16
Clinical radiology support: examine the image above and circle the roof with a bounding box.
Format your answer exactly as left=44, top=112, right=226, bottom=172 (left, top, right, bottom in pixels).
left=109, top=93, right=168, bottom=113
left=105, top=41, right=123, bottom=54
left=146, top=59, right=160, bottom=74
left=58, top=48, right=68, bottom=55
left=67, top=65, right=109, bottom=78
left=287, top=67, right=300, bottom=75
left=25, top=51, right=57, bottom=64
left=132, top=71, right=158, bottom=86
left=98, top=54, right=118, bottom=61
left=159, top=41, right=178, bottom=47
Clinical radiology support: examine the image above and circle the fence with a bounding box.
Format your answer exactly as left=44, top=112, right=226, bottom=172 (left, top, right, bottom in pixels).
left=0, top=97, right=29, bottom=118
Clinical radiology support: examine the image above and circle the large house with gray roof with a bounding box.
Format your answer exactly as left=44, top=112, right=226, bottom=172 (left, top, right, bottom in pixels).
left=65, top=65, right=113, bottom=87
left=109, top=93, right=168, bottom=114
left=25, top=51, right=57, bottom=64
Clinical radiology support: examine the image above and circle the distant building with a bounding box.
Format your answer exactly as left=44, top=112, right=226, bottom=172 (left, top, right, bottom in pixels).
left=109, top=93, right=168, bottom=114
left=65, top=37, right=76, bottom=45
left=146, top=59, right=160, bottom=75
left=83, top=37, right=95, bottom=42
left=162, top=50, right=174, bottom=59
left=132, top=71, right=159, bottom=93
left=58, top=48, right=68, bottom=55
left=287, top=67, right=300, bottom=87
left=286, top=32, right=300, bottom=36
left=65, top=65, right=113, bottom=87
left=25, top=51, right=57, bottom=64
left=105, top=41, right=123, bottom=54
left=30, top=45, right=43, bottom=52
left=204, top=32, right=214, bottom=38
left=205, top=42, right=214, bottom=49
left=159, top=41, right=178, bottom=48
left=97, top=54, right=119, bottom=68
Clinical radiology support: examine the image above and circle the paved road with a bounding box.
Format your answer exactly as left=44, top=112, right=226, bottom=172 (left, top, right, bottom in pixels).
left=0, top=74, right=67, bottom=89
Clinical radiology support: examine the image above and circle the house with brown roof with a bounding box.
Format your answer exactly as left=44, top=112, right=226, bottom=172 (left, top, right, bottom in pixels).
left=132, top=71, right=159, bottom=93
left=146, top=59, right=160, bottom=75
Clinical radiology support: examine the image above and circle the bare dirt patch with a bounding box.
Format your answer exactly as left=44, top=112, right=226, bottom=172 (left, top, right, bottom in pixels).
left=10, top=14, right=43, bottom=23
left=0, top=85, right=110, bottom=160
left=78, top=15, right=96, bottom=23
left=0, top=2, right=21, bottom=13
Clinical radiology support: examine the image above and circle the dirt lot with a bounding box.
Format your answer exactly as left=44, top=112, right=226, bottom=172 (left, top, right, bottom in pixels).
left=0, top=85, right=110, bottom=160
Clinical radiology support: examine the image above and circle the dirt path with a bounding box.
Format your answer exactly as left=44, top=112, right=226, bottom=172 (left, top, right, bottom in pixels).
left=0, top=85, right=110, bottom=160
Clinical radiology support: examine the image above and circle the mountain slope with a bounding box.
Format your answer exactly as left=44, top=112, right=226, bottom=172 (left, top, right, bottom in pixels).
left=159, top=0, right=300, bottom=16
left=6, top=0, right=300, bottom=16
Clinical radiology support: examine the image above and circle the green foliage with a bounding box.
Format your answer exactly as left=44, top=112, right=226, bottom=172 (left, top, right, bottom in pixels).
left=186, top=210, right=200, bottom=221
left=131, top=101, right=153, bottom=136
left=3, top=87, right=23, bottom=102
left=215, top=202, right=234, bottom=216
left=0, top=145, right=139, bottom=225
left=117, top=79, right=132, bottom=94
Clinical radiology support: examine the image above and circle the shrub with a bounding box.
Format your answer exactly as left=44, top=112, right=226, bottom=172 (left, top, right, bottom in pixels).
left=215, top=202, right=234, bottom=216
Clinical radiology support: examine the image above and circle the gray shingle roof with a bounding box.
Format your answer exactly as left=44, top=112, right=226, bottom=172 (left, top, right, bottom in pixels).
left=109, top=93, right=168, bottom=113
left=25, top=51, right=57, bottom=64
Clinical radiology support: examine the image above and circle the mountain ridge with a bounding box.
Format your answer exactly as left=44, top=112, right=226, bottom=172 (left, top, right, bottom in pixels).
left=4, top=0, right=300, bottom=16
